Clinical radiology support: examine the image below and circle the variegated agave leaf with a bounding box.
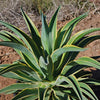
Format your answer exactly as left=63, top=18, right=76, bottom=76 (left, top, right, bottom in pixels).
left=0, top=7, right=100, bottom=100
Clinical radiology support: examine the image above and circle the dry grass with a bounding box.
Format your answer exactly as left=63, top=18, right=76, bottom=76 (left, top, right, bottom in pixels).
left=0, top=0, right=100, bottom=31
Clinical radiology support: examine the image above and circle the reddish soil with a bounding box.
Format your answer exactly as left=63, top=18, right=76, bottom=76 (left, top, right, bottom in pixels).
left=0, top=13, right=100, bottom=99
left=0, top=47, right=20, bottom=100
left=57, top=13, right=100, bottom=58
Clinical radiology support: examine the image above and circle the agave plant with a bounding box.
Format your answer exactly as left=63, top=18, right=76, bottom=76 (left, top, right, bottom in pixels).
left=0, top=7, right=100, bottom=100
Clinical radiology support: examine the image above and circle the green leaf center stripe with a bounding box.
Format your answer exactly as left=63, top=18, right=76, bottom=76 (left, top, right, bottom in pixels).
left=0, top=21, right=32, bottom=50
left=79, top=82, right=98, bottom=100
left=0, top=31, right=22, bottom=43
left=62, top=13, right=88, bottom=32
left=0, top=83, right=40, bottom=93
left=43, top=88, right=51, bottom=100
left=41, top=13, right=51, bottom=54
left=14, top=71, right=39, bottom=82
left=79, top=78, right=100, bottom=86
left=0, top=31, right=24, bottom=45
left=54, top=13, right=88, bottom=49
left=61, top=56, right=100, bottom=76
left=78, top=35, right=100, bottom=47
left=49, top=7, right=60, bottom=51
left=2, top=72, right=32, bottom=82
left=0, top=63, right=27, bottom=74
left=67, top=28, right=100, bottom=45
left=12, top=88, right=38, bottom=100
left=21, top=8, right=42, bottom=51
left=0, top=41, right=45, bottom=78
left=0, top=6, right=100, bottom=100
left=0, top=33, right=11, bottom=41
left=68, top=75, right=83, bottom=100
left=21, top=8, right=40, bottom=37
left=60, top=24, right=75, bottom=47
left=0, top=21, right=41, bottom=58
left=55, top=75, right=83, bottom=100
left=51, top=45, right=87, bottom=63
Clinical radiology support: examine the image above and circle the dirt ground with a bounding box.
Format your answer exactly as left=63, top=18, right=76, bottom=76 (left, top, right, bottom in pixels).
left=0, top=47, right=20, bottom=100
left=0, top=13, right=100, bottom=100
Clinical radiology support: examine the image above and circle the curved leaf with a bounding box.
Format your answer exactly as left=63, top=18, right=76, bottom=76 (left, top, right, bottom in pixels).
left=0, top=32, right=13, bottom=41
left=0, top=83, right=40, bottom=94
left=46, top=56, right=54, bottom=81
left=77, top=56, right=100, bottom=66
left=21, top=8, right=40, bottom=37
left=78, top=35, right=100, bottom=47
left=52, top=88, right=69, bottom=100
left=59, top=35, right=100, bottom=70
left=0, top=32, right=26, bottom=58
left=21, top=95, right=38, bottom=100
left=79, top=82, right=98, bottom=100
left=0, top=21, right=41, bottom=59
left=51, top=45, right=87, bottom=63
left=12, top=89, right=38, bottom=100
left=67, top=28, right=100, bottom=45
left=38, top=88, right=46, bottom=100
left=0, top=21, right=32, bottom=50
left=68, top=75, right=83, bottom=100
left=0, top=31, right=23, bottom=44
left=0, top=64, right=9, bottom=68
left=75, top=70, right=92, bottom=78
left=43, top=88, right=51, bottom=100
left=51, top=88, right=60, bottom=100
left=13, top=71, right=39, bottom=82
left=41, top=13, right=51, bottom=54
left=61, top=56, right=100, bottom=76
left=39, top=56, right=54, bottom=81
left=49, top=7, right=60, bottom=51
left=79, top=78, right=100, bottom=86
left=21, top=8, right=42, bottom=50
left=0, top=63, right=27, bottom=75
left=39, top=56, right=47, bottom=71
left=0, top=41, right=45, bottom=78
left=58, top=31, right=100, bottom=70
left=55, top=75, right=83, bottom=100
left=2, top=72, right=31, bottom=82
left=57, top=35, right=100, bottom=71
left=55, top=13, right=88, bottom=49
left=21, top=53, right=44, bottom=80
